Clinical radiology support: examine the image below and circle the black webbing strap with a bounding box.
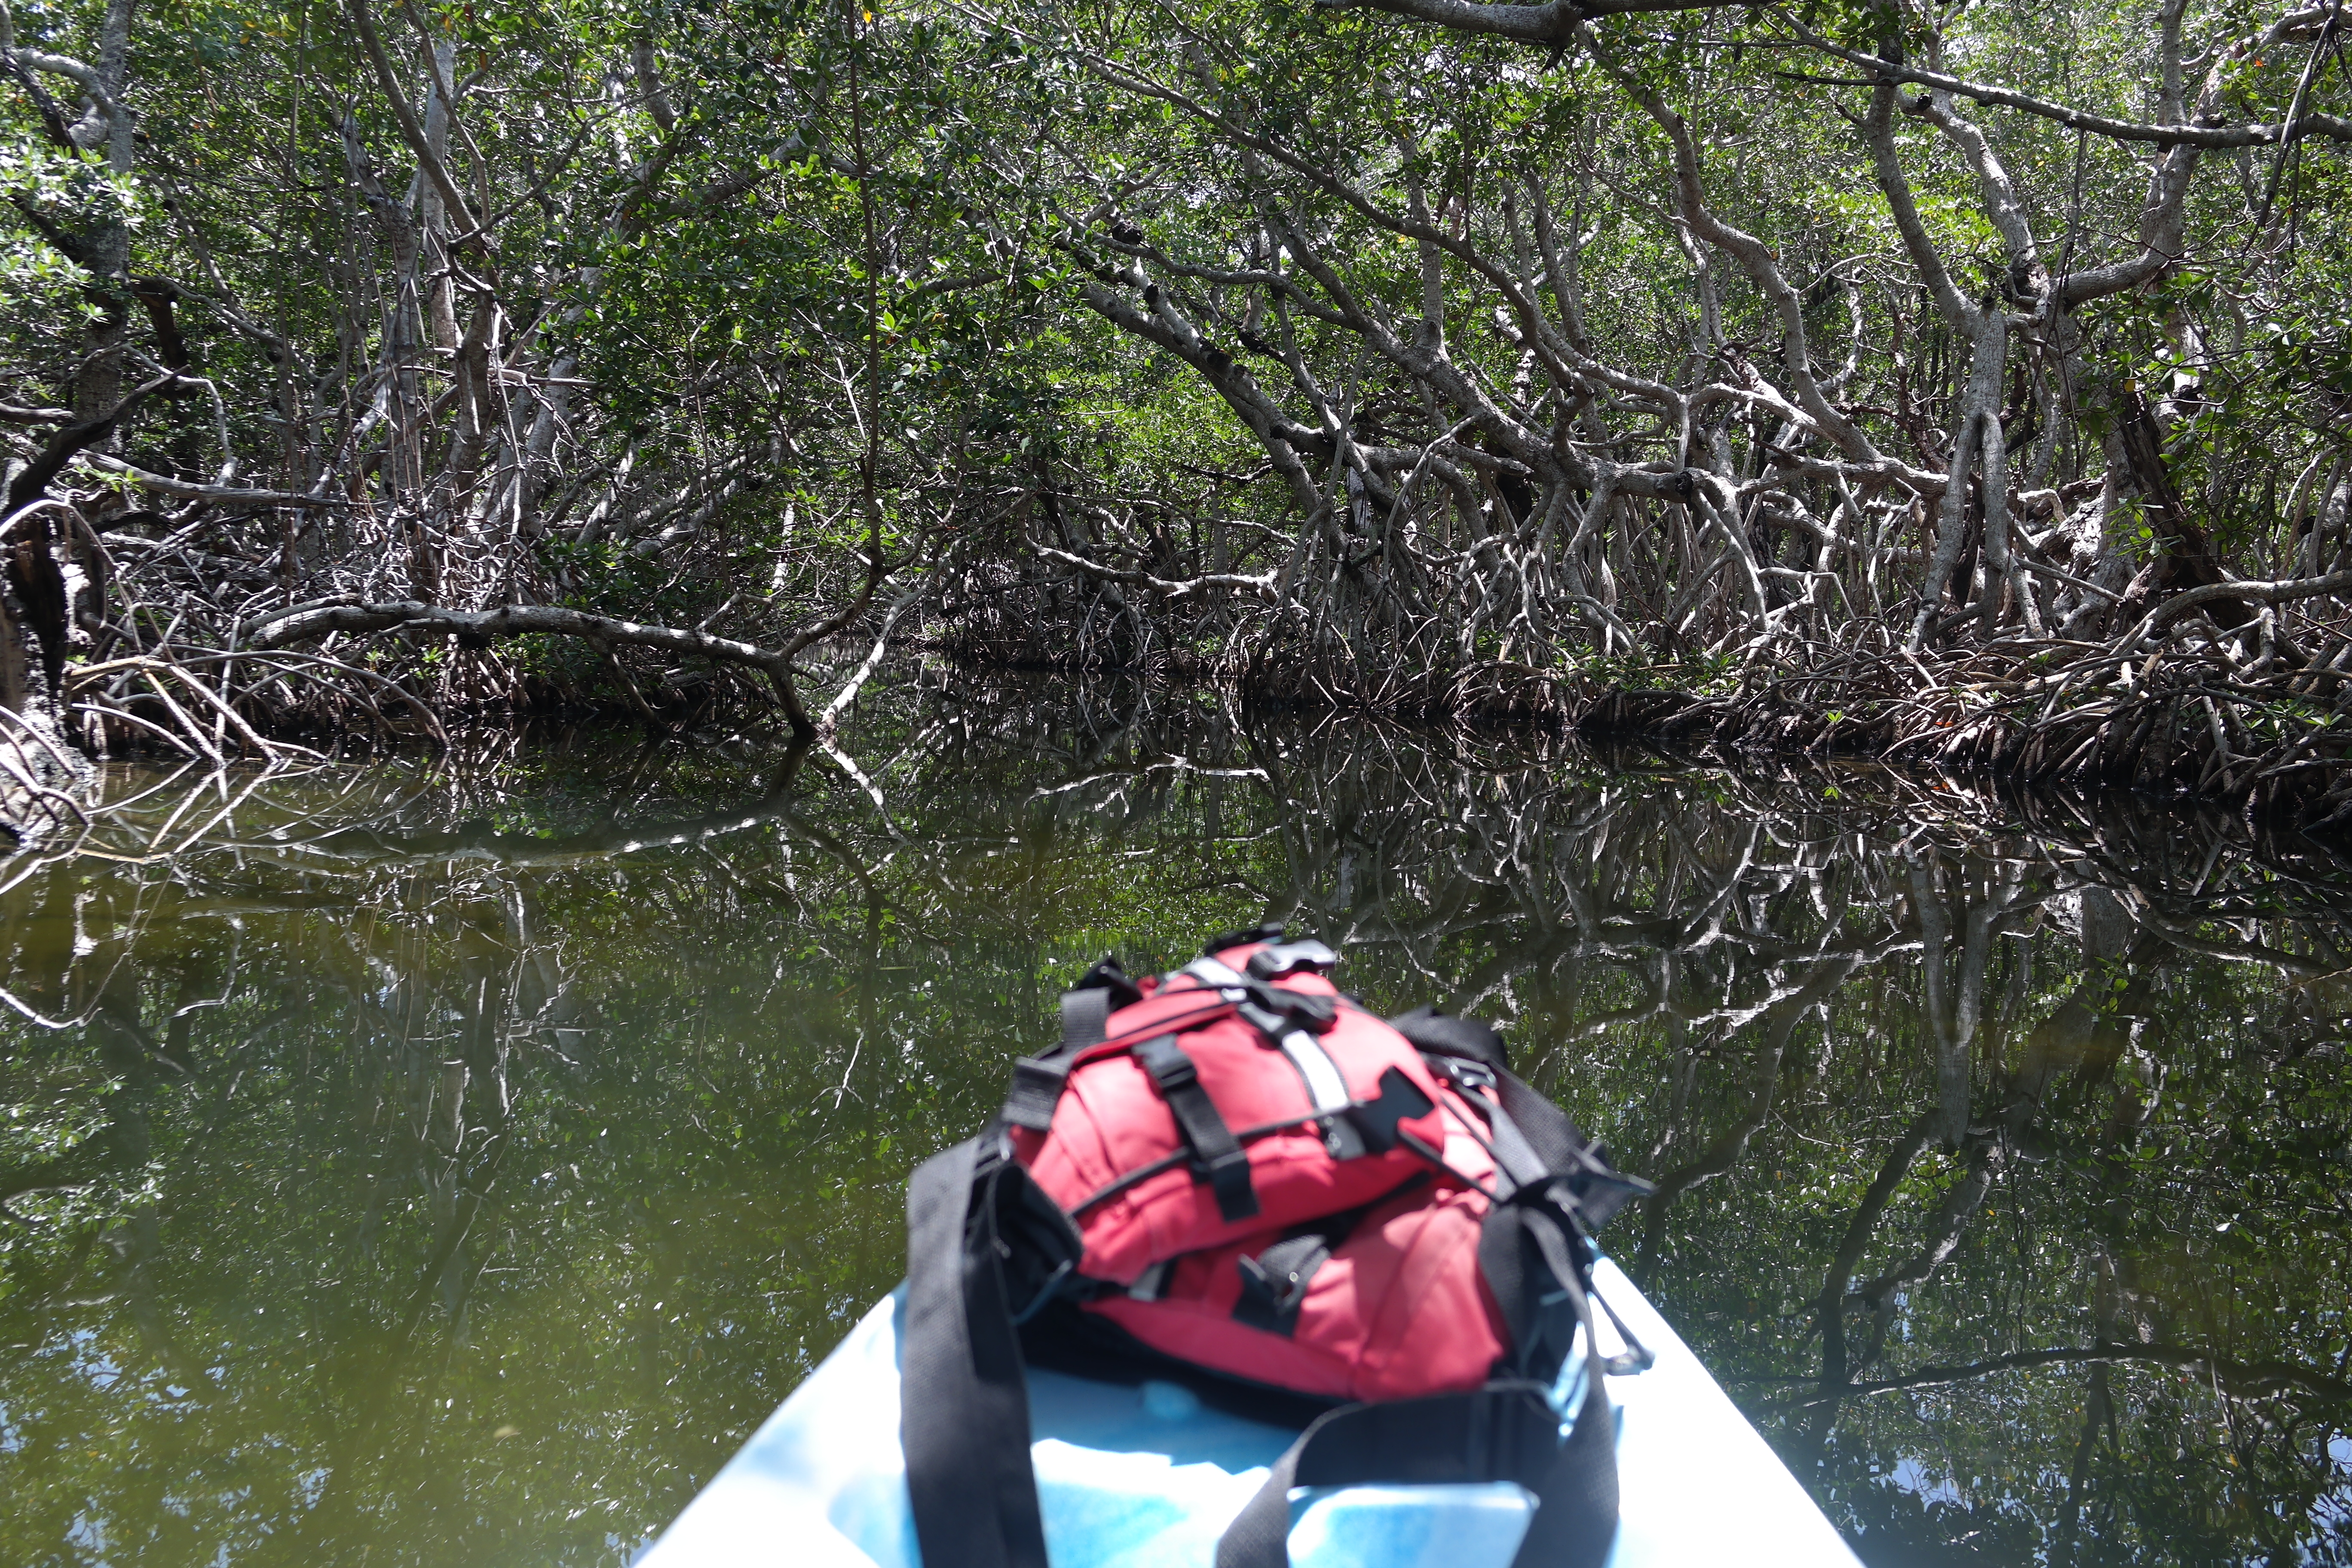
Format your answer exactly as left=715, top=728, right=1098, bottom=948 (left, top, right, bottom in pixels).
left=1001, top=987, right=1115, bottom=1133
left=1493, top=1070, right=1583, bottom=1174
left=1386, top=1005, right=1510, bottom=1072
left=1477, top=1090, right=1555, bottom=1198
left=1213, top=1355, right=1618, bottom=1568
left=902, top=1139, right=1051, bottom=1568
left=1494, top=1070, right=1650, bottom=1228
left=1134, top=1032, right=1260, bottom=1223
left=1392, top=1002, right=1650, bottom=1228
left=1216, top=1192, right=1624, bottom=1568
left=1063, top=985, right=1112, bottom=1053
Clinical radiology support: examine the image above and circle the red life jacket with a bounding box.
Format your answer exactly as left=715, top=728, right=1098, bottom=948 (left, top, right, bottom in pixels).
left=901, top=925, right=1651, bottom=1568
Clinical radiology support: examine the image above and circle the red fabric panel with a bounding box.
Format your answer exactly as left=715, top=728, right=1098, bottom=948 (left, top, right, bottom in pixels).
left=1020, top=963, right=1455, bottom=1283
left=1084, top=1164, right=1509, bottom=1401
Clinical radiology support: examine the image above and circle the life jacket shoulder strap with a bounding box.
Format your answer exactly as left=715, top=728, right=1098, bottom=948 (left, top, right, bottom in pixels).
left=902, top=1138, right=1055, bottom=1568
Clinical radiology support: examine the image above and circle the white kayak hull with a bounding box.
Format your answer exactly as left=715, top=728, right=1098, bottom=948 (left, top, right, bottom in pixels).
left=640, top=1258, right=1860, bottom=1568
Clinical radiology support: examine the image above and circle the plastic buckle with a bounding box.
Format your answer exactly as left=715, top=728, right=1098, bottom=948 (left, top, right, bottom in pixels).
left=1203, top=921, right=1286, bottom=956
left=1270, top=987, right=1337, bottom=1030
left=1235, top=1000, right=1291, bottom=1040
left=1442, top=1057, right=1496, bottom=1094
left=1244, top=938, right=1339, bottom=980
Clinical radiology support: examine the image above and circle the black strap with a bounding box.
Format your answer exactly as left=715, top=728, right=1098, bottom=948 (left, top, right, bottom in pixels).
left=1494, top=1069, right=1651, bottom=1227
left=1213, top=1360, right=1618, bottom=1568
left=1386, top=1004, right=1511, bottom=1072
left=1001, top=988, right=1115, bottom=1133
left=1000, top=1060, right=1066, bottom=1133
left=1062, top=986, right=1112, bottom=1052
left=1492, top=1070, right=1582, bottom=1173
left=902, top=1139, right=1052, bottom=1568
left=1511, top=1250, right=1620, bottom=1566
left=1477, top=1088, right=1556, bottom=1198
left=1134, top=1032, right=1260, bottom=1223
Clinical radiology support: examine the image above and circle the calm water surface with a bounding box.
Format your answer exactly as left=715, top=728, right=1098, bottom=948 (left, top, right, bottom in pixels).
left=6, top=680, right=2352, bottom=1566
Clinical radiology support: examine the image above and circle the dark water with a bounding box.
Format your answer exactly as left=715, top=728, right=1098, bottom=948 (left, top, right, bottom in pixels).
left=6, top=679, right=2352, bottom=1567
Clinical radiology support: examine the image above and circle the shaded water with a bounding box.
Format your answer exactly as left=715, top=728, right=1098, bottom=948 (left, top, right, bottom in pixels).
left=6, top=679, right=2352, bottom=1567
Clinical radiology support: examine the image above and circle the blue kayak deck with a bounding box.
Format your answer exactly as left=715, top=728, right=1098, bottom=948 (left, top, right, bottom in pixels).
left=640, top=1259, right=1859, bottom=1567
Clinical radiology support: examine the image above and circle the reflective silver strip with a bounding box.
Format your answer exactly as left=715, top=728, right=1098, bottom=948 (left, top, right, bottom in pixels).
left=1278, top=1029, right=1352, bottom=1113
left=1182, top=956, right=1248, bottom=990
left=1184, top=955, right=1351, bottom=1112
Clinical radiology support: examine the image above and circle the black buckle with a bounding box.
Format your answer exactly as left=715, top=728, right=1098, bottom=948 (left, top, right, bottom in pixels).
left=1069, top=954, right=1144, bottom=1011
left=1204, top=920, right=1286, bottom=956
left=1237, top=985, right=1335, bottom=1038
left=1245, top=938, right=1338, bottom=980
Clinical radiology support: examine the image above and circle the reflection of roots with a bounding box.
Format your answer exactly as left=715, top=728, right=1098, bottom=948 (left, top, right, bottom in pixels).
left=4, top=643, right=444, bottom=852
left=65, top=649, right=445, bottom=763
left=1419, top=643, right=2352, bottom=838
left=0, top=706, right=95, bottom=847
left=935, top=583, right=2352, bottom=835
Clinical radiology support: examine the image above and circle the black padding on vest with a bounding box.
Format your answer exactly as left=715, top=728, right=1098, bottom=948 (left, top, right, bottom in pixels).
left=1344, top=1066, right=1434, bottom=1154
left=1385, top=1005, right=1510, bottom=1072
left=1135, top=1032, right=1260, bottom=1223
left=902, top=1139, right=1053, bottom=1568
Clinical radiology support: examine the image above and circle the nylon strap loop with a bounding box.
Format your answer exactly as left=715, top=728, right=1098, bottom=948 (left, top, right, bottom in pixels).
left=999, top=989, right=1116, bottom=1133
left=1001, top=1058, right=1067, bottom=1132
left=1134, top=1032, right=1260, bottom=1223
left=1060, top=986, right=1112, bottom=1054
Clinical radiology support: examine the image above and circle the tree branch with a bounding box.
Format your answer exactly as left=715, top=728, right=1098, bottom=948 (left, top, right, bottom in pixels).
left=1785, top=17, right=2352, bottom=148
left=1320, top=0, right=1752, bottom=46
left=341, top=0, right=487, bottom=245
left=242, top=600, right=817, bottom=727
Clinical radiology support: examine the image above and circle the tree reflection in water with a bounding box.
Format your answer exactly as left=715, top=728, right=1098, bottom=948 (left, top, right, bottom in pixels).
left=4, top=682, right=2351, bottom=1566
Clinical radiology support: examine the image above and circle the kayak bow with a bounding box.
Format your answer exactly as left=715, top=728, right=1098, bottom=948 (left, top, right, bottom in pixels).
left=642, top=1257, right=1859, bottom=1568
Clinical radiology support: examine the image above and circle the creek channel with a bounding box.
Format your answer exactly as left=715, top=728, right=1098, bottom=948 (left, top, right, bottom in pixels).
left=5, top=676, right=2352, bottom=1566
